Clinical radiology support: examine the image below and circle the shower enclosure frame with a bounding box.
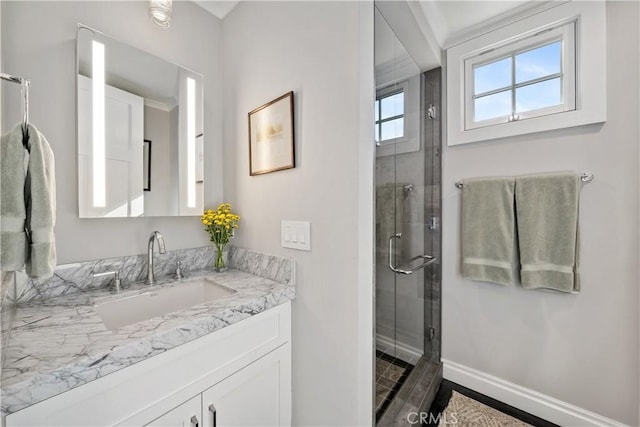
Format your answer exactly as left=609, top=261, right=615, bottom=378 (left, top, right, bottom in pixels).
left=375, top=67, right=443, bottom=426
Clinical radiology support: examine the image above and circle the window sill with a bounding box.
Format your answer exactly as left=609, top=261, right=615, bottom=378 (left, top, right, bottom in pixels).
left=376, top=138, right=420, bottom=157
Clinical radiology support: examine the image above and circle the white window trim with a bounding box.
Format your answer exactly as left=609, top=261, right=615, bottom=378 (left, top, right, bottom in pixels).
left=376, top=80, right=409, bottom=147
left=446, top=1, right=606, bottom=146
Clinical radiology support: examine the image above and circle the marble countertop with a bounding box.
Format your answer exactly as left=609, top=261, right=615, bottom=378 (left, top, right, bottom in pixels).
left=1, top=269, right=295, bottom=416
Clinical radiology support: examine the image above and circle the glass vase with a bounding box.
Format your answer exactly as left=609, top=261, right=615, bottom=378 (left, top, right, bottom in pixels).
left=214, top=244, right=228, bottom=272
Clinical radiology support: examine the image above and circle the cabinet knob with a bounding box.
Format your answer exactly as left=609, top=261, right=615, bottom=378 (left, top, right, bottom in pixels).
left=208, top=404, right=217, bottom=427
left=190, top=415, right=199, bottom=427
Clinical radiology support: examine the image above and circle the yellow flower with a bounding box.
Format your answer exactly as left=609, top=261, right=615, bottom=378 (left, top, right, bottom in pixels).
left=202, top=203, right=240, bottom=245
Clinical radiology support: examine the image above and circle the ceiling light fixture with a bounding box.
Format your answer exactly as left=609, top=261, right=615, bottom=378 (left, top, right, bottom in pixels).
left=149, top=0, right=172, bottom=28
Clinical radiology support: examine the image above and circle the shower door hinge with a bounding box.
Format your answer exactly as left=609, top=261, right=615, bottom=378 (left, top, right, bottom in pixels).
left=428, top=327, right=436, bottom=342
left=427, top=104, right=437, bottom=120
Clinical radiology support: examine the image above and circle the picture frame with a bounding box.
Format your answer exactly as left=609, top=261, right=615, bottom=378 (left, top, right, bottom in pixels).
left=248, top=91, right=295, bottom=176
left=143, top=139, right=151, bottom=191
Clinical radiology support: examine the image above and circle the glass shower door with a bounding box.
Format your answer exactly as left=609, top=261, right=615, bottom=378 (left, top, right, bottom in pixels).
left=375, top=5, right=442, bottom=424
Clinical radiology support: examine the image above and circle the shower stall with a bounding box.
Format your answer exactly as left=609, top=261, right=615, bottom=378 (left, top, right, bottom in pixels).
left=374, top=5, right=442, bottom=425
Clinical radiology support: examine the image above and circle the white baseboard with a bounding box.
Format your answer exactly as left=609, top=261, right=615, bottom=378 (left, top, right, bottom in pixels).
left=376, top=333, right=423, bottom=364
left=442, top=359, right=629, bottom=427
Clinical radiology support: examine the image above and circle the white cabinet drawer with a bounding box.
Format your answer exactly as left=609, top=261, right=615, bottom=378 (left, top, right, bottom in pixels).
left=144, top=396, right=201, bottom=427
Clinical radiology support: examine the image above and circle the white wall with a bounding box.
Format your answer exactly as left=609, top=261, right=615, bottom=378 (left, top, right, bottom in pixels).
left=441, top=1, right=639, bottom=425
left=1, top=1, right=223, bottom=263
left=0, top=1, right=3, bottom=135
left=223, top=2, right=374, bottom=425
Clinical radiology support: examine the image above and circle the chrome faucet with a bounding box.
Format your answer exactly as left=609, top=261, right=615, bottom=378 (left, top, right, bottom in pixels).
left=147, top=231, right=166, bottom=285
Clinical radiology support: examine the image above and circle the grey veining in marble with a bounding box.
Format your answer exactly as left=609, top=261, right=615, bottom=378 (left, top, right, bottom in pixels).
left=1, top=247, right=295, bottom=416
left=13, top=246, right=218, bottom=302
left=13, top=246, right=294, bottom=303
left=228, top=246, right=294, bottom=285
left=1, top=272, right=16, bottom=369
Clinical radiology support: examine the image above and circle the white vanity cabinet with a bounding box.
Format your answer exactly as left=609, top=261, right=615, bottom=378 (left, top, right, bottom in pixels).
left=5, top=302, right=292, bottom=427
left=143, top=344, right=289, bottom=427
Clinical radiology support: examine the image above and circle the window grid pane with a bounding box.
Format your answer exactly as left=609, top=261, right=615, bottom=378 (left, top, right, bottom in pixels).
left=515, top=77, right=562, bottom=113
left=474, top=56, right=512, bottom=95
left=375, top=89, right=405, bottom=141
left=380, top=92, right=404, bottom=120
left=515, top=40, right=561, bottom=84
left=380, top=118, right=404, bottom=141
left=473, top=39, right=564, bottom=122
left=474, top=90, right=512, bottom=122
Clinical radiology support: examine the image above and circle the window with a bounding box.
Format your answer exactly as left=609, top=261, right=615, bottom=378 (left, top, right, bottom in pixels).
left=446, top=1, right=606, bottom=146
left=375, top=81, right=408, bottom=145
left=465, top=21, right=575, bottom=130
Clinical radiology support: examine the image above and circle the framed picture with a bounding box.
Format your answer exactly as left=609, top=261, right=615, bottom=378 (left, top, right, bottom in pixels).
left=143, top=139, right=151, bottom=191
left=248, top=91, right=295, bottom=176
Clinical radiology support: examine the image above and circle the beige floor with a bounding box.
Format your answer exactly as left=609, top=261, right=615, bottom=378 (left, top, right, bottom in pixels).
left=438, top=391, right=532, bottom=427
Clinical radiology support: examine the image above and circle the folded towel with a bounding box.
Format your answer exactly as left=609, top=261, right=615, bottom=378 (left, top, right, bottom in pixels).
left=515, top=172, right=579, bottom=293
left=1, top=124, right=28, bottom=271
left=461, top=177, right=515, bottom=285
left=24, top=124, right=57, bottom=279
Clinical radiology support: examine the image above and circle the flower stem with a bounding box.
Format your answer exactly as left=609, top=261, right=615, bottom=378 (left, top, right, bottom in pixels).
left=214, top=243, right=226, bottom=270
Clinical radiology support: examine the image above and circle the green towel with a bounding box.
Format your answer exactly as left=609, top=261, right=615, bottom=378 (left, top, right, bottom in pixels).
left=24, top=124, right=57, bottom=279
left=1, top=124, right=56, bottom=279
left=461, top=177, right=515, bottom=286
left=515, top=172, right=579, bottom=293
left=1, top=124, right=29, bottom=271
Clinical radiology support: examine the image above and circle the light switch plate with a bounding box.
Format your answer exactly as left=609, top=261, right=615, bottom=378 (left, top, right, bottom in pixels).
left=281, top=220, right=311, bottom=251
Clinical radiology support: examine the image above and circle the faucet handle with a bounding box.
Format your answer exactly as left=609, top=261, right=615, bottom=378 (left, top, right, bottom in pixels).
left=94, top=270, right=122, bottom=293
left=176, top=260, right=184, bottom=280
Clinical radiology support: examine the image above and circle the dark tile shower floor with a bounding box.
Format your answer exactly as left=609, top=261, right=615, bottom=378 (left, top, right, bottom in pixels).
left=375, top=350, right=414, bottom=421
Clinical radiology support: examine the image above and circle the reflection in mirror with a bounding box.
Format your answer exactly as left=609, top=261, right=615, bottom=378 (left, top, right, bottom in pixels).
left=374, top=8, right=421, bottom=157
left=76, top=25, right=204, bottom=218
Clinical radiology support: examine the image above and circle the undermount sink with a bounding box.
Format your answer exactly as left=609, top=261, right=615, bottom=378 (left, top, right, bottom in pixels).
left=95, top=277, right=237, bottom=330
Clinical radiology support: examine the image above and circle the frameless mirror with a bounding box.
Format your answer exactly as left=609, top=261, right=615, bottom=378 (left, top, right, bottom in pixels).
left=76, top=24, right=204, bottom=218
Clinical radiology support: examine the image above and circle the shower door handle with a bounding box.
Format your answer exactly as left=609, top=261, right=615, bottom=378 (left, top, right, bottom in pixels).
left=388, top=233, right=437, bottom=275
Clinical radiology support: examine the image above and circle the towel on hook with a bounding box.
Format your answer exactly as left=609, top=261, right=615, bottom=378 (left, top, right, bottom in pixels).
left=24, top=124, right=57, bottom=279
left=0, top=124, right=29, bottom=271
left=461, top=177, right=515, bottom=285
left=515, top=172, right=580, bottom=293
left=0, top=123, right=56, bottom=279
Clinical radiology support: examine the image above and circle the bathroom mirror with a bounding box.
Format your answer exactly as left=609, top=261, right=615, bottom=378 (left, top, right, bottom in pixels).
left=76, top=25, right=204, bottom=218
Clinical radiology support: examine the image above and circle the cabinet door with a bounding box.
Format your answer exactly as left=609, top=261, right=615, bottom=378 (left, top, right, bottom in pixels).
left=145, top=395, right=201, bottom=427
left=202, top=344, right=291, bottom=427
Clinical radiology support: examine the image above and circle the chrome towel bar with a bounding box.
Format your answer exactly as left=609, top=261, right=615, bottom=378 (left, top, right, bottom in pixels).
left=455, top=172, right=594, bottom=189
left=1, top=72, right=30, bottom=129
